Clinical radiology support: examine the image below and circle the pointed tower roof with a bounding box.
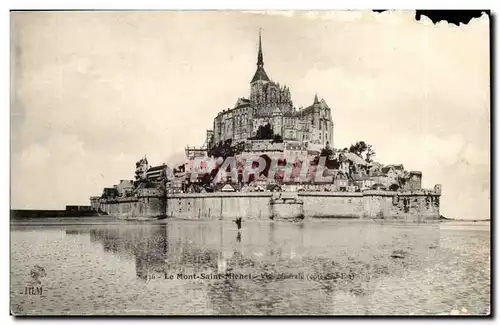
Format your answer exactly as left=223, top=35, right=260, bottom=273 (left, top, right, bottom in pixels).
left=257, top=29, right=264, bottom=66
left=320, top=98, right=330, bottom=109
left=314, top=93, right=320, bottom=104
left=251, top=29, right=270, bottom=83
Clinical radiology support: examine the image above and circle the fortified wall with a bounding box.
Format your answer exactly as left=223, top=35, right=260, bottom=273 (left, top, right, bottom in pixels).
left=97, top=189, right=165, bottom=220
left=97, top=186, right=441, bottom=221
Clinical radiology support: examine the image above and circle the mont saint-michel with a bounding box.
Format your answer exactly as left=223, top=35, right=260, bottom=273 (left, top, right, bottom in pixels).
left=89, top=31, right=442, bottom=221
left=10, top=11, right=490, bottom=317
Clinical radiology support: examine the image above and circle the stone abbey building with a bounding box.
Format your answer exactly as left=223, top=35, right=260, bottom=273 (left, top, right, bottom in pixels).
left=208, top=32, right=334, bottom=150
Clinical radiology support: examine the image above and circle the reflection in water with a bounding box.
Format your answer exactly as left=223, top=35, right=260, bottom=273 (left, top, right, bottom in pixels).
left=83, top=221, right=426, bottom=315
left=90, top=224, right=223, bottom=281
left=10, top=220, right=489, bottom=315
left=268, top=222, right=277, bottom=258
left=11, top=217, right=491, bottom=316
left=9, top=217, right=473, bottom=316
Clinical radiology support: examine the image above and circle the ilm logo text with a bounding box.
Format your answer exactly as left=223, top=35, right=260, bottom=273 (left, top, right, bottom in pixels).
left=24, top=286, right=43, bottom=296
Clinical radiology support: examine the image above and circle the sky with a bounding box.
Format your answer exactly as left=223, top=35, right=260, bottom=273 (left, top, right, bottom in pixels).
left=10, top=11, right=490, bottom=219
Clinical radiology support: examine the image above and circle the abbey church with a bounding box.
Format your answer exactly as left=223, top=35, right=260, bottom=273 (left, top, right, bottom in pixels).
left=209, top=32, right=334, bottom=151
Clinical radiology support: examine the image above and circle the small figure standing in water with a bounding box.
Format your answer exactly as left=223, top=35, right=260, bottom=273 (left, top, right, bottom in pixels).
left=234, top=217, right=242, bottom=230
left=236, top=231, right=241, bottom=242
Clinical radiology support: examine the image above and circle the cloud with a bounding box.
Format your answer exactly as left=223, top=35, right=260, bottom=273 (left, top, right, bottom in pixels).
left=18, top=143, right=51, bottom=169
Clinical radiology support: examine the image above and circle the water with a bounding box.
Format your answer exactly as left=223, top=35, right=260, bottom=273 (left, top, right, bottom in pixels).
left=10, top=218, right=490, bottom=315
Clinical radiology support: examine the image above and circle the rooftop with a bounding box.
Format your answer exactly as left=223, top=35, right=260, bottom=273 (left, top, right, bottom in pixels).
left=147, top=165, right=166, bottom=172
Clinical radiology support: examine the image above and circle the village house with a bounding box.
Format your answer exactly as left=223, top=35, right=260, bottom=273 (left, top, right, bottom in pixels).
left=221, top=184, right=236, bottom=192
left=380, top=166, right=400, bottom=186
left=166, top=179, right=184, bottom=194
left=390, top=164, right=405, bottom=177
left=266, top=184, right=282, bottom=192
left=115, top=180, right=134, bottom=197
left=146, top=164, right=167, bottom=182
left=281, top=181, right=303, bottom=192
left=339, top=160, right=350, bottom=174
left=370, top=172, right=389, bottom=189
left=102, top=187, right=119, bottom=199
left=134, top=157, right=149, bottom=181
left=284, top=141, right=308, bottom=161
left=351, top=174, right=375, bottom=191
left=249, top=174, right=268, bottom=191
left=333, top=173, right=349, bottom=191
left=404, top=171, right=423, bottom=191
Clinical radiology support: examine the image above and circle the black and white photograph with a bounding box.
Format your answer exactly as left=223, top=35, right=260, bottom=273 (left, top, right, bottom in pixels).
left=9, top=9, right=491, bottom=316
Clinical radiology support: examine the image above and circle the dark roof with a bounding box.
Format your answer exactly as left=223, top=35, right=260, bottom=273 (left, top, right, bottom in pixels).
left=251, top=30, right=269, bottom=83
left=301, top=105, right=316, bottom=115
left=251, top=65, right=270, bottom=83
left=381, top=166, right=392, bottom=173
left=299, top=97, right=330, bottom=116
left=102, top=188, right=119, bottom=197
left=234, top=97, right=251, bottom=108
left=135, top=157, right=148, bottom=167
left=266, top=184, right=281, bottom=190
left=352, top=174, right=370, bottom=181
left=135, top=183, right=146, bottom=190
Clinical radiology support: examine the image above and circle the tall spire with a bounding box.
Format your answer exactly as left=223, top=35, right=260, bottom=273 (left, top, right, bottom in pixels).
left=250, top=29, right=270, bottom=84
left=257, top=28, right=264, bottom=67
left=314, top=93, right=319, bottom=104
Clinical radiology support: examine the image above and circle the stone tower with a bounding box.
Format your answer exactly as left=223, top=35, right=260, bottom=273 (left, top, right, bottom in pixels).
left=250, top=30, right=271, bottom=108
